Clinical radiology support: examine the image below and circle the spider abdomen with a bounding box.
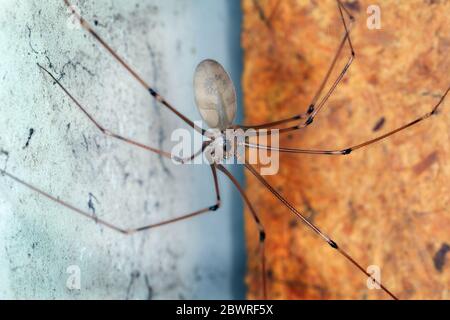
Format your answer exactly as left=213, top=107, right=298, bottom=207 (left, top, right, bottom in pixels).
left=193, top=59, right=237, bottom=129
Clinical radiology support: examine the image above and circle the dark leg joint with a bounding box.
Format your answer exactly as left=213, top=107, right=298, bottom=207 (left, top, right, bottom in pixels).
left=328, top=239, right=339, bottom=249
left=148, top=88, right=157, bottom=97
left=305, top=117, right=314, bottom=126
left=209, top=204, right=220, bottom=211
left=342, top=148, right=352, bottom=155
left=307, top=104, right=315, bottom=114
left=259, top=231, right=266, bottom=242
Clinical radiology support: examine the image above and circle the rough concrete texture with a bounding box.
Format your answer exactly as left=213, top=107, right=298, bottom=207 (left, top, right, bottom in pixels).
left=243, top=0, right=449, bottom=299
left=0, top=0, right=245, bottom=299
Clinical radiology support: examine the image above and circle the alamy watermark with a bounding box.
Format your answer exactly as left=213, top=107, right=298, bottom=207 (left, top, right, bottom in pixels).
left=367, top=5, right=382, bottom=30
left=66, top=265, right=81, bottom=290
left=366, top=265, right=381, bottom=290
left=66, top=5, right=81, bottom=30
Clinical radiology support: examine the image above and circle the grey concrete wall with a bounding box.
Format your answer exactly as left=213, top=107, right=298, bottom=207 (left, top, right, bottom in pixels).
left=0, top=0, right=245, bottom=299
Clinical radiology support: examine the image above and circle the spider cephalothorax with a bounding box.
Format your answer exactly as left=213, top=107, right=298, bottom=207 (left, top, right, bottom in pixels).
left=203, top=130, right=243, bottom=164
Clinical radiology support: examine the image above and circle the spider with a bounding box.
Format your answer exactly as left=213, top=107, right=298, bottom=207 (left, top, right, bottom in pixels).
left=1, top=0, right=448, bottom=299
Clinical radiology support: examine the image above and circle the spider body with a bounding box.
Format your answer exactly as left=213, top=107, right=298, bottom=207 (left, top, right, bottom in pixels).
left=204, top=132, right=238, bottom=164
left=193, top=59, right=242, bottom=164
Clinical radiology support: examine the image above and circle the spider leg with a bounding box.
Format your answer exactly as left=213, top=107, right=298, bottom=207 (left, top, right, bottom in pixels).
left=62, top=0, right=204, bottom=135
left=0, top=165, right=220, bottom=234
left=37, top=63, right=206, bottom=164
left=251, top=0, right=282, bottom=31
left=236, top=0, right=355, bottom=132
left=244, top=85, right=450, bottom=154
left=216, top=164, right=267, bottom=299
left=244, top=162, right=398, bottom=300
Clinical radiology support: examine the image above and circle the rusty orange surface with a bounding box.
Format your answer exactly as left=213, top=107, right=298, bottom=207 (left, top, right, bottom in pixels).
left=242, top=0, right=450, bottom=299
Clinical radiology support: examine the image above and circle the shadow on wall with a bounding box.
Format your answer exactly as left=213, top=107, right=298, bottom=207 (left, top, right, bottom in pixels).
left=225, top=0, right=246, bottom=300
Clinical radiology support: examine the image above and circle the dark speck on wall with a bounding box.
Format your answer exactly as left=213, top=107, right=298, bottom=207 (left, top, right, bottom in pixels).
left=144, top=275, right=153, bottom=300
left=23, top=128, right=35, bottom=149
left=345, top=0, right=361, bottom=12
left=88, top=193, right=99, bottom=221
left=433, top=243, right=450, bottom=272
left=372, top=117, right=385, bottom=132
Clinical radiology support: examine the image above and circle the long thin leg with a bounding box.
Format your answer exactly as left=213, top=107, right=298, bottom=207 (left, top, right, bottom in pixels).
left=244, top=162, right=398, bottom=300
left=0, top=165, right=220, bottom=234
left=244, top=86, right=450, bottom=154
left=232, top=114, right=307, bottom=131
left=236, top=0, right=354, bottom=132
left=251, top=0, right=282, bottom=31
left=63, top=0, right=204, bottom=135
left=216, top=164, right=267, bottom=299
left=37, top=63, right=205, bottom=164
